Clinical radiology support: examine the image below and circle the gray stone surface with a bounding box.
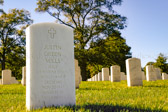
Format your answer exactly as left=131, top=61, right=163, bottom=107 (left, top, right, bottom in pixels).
left=21, top=66, right=26, bottom=86
left=98, top=72, right=102, bottom=81
left=142, top=71, right=146, bottom=80
left=2, top=70, right=11, bottom=85
left=75, top=59, right=80, bottom=88
left=26, top=23, right=75, bottom=110
left=146, top=65, right=157, bottom=81
left=120, top=72, right=127, bottom=80
left=102, top=68, right=109, bottom=81
left=1, top=70, right=18, bottom=85
left=110, top=65, right=121, bottom=82
left=162, top=73, right=168, bottom=80
left=126, top=58, right=143, bottom=86
left=155, top=68, right=162, bottom=80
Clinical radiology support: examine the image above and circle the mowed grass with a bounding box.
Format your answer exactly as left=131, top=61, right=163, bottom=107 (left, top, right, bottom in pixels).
left=0, top=80, right=168, bottom=112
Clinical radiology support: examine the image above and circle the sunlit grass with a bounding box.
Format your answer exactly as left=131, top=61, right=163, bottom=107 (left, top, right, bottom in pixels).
left=0, top=80, right=168, bottom=111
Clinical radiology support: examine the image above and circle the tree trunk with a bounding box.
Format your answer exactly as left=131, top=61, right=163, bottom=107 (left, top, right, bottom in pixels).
left=80, top=62, right=87, bottom=81
left=1, top=49, right=5, bottom=70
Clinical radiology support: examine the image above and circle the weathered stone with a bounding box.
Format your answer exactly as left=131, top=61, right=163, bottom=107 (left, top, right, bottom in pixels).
left=102, top=68, right=109, bottom=81
left=120, top=72, right=127, bottom=80
left=98, top=72, right=102, bottom=81
left=26, top=23, right=75, bottom=110
left=146, top=65, right=157, bottom=81
left=21, top=66, right=26, bottom=86
left=162, top=73, right=168, bottom=80
left=2, top=70, right=12, bottom=85
left=126, top=58, right=143, bottom=86
left=155, top=68, right=162, bottom=80
left=142, top=71, right=146, bottom=80
left=110, top=65, right=121, bottom=82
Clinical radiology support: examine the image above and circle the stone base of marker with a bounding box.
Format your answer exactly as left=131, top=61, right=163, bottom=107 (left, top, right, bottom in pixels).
left=110, top=65, right=121, bottom=82
left=1, top=70, right=18, bottom=85
left=126, top=58, right=143, bottom=87
left=121, top=72, right=127, bottom=80
left=162, top=73, right=168, bottom=80
left=0, top=79, right=2, bottom=84
left=102, top=68, right=109, bottom=81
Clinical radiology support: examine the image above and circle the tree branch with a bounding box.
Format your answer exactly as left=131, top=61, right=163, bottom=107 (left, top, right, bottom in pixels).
left=47, top=10, right=75, bottom=29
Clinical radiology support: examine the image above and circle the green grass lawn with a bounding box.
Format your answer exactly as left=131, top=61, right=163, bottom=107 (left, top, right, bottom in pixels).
left=0, top=80, right=168, bottom=112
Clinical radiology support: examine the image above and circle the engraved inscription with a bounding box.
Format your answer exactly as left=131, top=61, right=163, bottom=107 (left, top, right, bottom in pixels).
left=48, top=28, right=56, bottom=39
left=39, top=43, right=65, bottom=101
left=44, top=44, right=62, bottom=64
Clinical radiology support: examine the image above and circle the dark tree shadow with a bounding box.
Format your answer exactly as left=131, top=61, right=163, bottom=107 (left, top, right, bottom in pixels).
left=50, top=104, right=164, bottom=112
left=74, top=104, right=163, bottom=112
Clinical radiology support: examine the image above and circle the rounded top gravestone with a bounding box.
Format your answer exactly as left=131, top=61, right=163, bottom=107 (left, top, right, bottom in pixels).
left=26, top=23, right=75, bottom=110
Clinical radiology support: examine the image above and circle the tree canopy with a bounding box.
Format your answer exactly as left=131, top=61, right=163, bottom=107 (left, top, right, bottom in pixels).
left=0, top=9, right=33, bottom=78
left=153, top=53, right=168, bottom=73
left=36, top=0, right=131, bottom=80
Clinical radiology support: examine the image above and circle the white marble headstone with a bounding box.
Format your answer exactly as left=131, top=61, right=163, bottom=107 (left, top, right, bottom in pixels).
left=2, top=70, right=12, bottom=85
left=75, top=59, right=79, bottom=88
left=120, top=72, right=127, bottom=80
left=126, top=58, right=143, bottom=86
left=95, top=74, right=98, bottom=81
left=155, top=68, right=162, bottom=80
left=141, top=71, right=146, bottom=80
left=98, top=72, right=102, bottom=81
left=21, top=66, right=26, bottom=86
left=102, top=68, right=109, bottom=81
left=26, top=23, right=75, bottom=110
left=146, top=65, right=157, bottom=81
left=162, top=73, right=168, bottom=80
left=110, top=65, right=121, bottom=82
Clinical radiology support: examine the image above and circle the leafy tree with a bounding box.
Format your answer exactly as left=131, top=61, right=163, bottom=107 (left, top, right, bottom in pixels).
left=36, top=0, right=130, bottom=80
left=153, top=53, right=168, bottom=73
left=0, top=0, right=3, bottom=13
left=0, top=9, right=33, bottom=78
left=87, top=31, right=131, bottom=77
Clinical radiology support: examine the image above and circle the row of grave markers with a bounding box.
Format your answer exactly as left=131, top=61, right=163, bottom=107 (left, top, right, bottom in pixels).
left=87, top=66, right=127, bottom=82
left=87, top=58, right=168, bottom=87
left=2, top=23, right=167, bottom=110
left=0, top=70, right=18, bottom=85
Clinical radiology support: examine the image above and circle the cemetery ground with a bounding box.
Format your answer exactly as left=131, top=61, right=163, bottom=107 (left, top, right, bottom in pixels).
left=0, top=81, right=168, bottom=112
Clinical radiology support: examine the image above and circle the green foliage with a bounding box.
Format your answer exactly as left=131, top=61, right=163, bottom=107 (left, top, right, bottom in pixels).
left=0, top=0, right=3, bottom=5
left=36, top=0, right=131, bottom=80
left=144, top=53, right=168, bottom=74
left=87, top=32, right=131, bottom=76
left=0, top=9, right=33, bottom=79
left=1, top=81, right=168, bottom=111
left=153, top=53, right=168, bottom=73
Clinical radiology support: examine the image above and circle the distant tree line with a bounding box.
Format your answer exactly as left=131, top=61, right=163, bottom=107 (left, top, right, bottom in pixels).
left=0, top=0, right=132, bottom=80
